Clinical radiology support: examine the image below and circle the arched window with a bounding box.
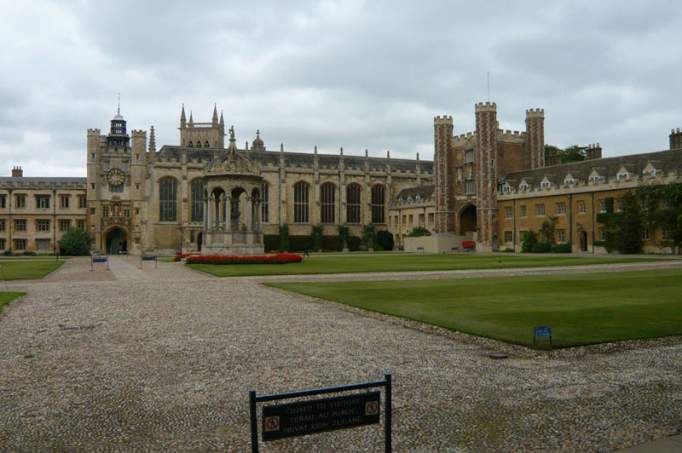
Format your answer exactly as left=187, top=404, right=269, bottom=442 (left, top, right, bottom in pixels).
left=261, top=182, right=269, bottom=223
left=294, top=181, right=309, bottom=223
left=371, top=184, right=385, bottom=224
left=320, top=182, right=336, bottom=224
left=188, top=141, right=193, bottom=148
left=346, top=183, right=361, bottom=224
left=190, top=179, right=204, bottom=222
left=159, top=177, right=178, bottom=222
left=204, top=141, right=210, bottom=148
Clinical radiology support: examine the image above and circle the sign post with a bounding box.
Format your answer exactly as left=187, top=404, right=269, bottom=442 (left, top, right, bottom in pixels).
left=249, top=374, right=392, bottom=452
left=533, top=326, right=553, bottom=349
left=91, top=255, right=109, bottom=271
left=140, top=255, right=158, bottom=269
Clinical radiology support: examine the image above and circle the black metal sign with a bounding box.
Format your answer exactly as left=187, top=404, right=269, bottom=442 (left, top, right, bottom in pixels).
left=262, top=391, right=380, bottom=441
left=249, top=374, right=392, bottom=452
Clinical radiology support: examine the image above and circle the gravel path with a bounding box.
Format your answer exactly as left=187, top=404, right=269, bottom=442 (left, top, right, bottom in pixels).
left=0, top=257, right=680, bottom=452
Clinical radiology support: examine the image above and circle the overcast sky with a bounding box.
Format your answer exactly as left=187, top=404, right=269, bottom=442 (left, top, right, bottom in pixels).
left=1, top=0, right=681, bottom=177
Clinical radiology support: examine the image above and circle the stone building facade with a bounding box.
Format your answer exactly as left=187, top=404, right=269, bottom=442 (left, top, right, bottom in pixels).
left=83, top=106, right=432, bottom=255
left=1, top=101, right=680, bottom=255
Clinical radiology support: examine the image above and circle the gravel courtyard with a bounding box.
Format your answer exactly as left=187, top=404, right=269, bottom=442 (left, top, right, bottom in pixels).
left=0, top=256, right=680, bottom=452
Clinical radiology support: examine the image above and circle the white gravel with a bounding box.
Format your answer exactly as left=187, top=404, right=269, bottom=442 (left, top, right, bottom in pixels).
left=0, top=256, right=679, bottom=452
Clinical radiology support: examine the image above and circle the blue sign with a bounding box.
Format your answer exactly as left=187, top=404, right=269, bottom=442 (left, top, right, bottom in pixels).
left=534, top=326, right=552, bottom=337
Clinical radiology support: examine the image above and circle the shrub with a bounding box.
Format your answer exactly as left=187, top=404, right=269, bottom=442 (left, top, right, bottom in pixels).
left=289, top=236, right=314, bottom=252
left=59, top=227, right=92, bottom=256
left=407, top=227, right=431, bottom=237
left=521, top=231, right=538, bottom=253
left=531, top=241, right=552, bottom=253
left=338, top=225, right=350, bottom=250
left=362, top=225, right=377, bottom=250
left=347, top=236, right=362, bottom=251
left=376, top=230, right=394, bottom=251
left=550, top=243, right=572, bottom=253
left=23, top=250, right=37, bottom=256
left=312, top=225, right=323, bottom=251
left=321, top=235, right=342, bottom=252
left=278, top=224, right=290, bottom=252
left=264, top=235, right=279, bottom=252
left=3, top=250, right=12, bottom=256
left=186, top=253, right=303, bottom=265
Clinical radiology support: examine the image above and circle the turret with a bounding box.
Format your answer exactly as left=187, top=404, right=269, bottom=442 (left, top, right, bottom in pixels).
left=180, top=104, right=186, bottom=129
left=11, top=166, right=23, bottom=178
left=525, top=108, right=545, bottom=169
left=148, top=125, right=156, bottom=152
left=212, top=103, right=219, bottom=126
left=585, top=143, right=602, bottom=160
left=671, top=128, right=682, bottom=150
left=433, top=115, right=454, bottom=233
left=475, top=102, right=498, bottom=251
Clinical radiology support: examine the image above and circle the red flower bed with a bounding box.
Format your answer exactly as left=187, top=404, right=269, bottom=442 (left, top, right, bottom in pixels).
left=186, top=253, right=303, bottom=265
left=461, top=240, right=476, bottom=250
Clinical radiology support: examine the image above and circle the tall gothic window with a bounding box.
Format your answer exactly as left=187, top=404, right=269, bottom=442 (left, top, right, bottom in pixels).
left=294, top=181, right=309, bottom=223
left=159, top=177, right=178, bottom=222
left=320, top=182, right=336, bottom=224
left=190, top=179, right=204, bottom=222
left=261, top=183, right=269, bottom=223
left=371, top=184, right=385, bottom=224
left=346, top=183, right=361, bottom=224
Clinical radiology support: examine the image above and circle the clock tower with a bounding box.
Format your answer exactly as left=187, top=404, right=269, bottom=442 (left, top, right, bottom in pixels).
left=86, top=100, right=149, bottom=255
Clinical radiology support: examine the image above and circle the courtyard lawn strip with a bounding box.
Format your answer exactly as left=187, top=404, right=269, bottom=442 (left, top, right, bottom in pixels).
left=187, top=253, right=663, bottom=277
left=0, top=292, right=26, bottom=315
left=0, top=259, right=65, bottom=280
left=267, top=268, right=682, bottom=348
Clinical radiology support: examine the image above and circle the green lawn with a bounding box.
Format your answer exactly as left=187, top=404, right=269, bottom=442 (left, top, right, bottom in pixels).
left=268, top=269, right=682, bottom=348
left=0, top=292, right=26, bottom=316
left=0, top=260, right=64, bottom=280
left=187, top=253, right=661, bottom=277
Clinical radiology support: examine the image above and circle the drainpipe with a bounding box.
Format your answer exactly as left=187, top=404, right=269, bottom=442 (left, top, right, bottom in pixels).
left=8, top=188, right=12, bottom=253
left=568, top=193, right=573, bottom=253
left=53, top=189, right=57, bottom=255
left=591, top=192, right=595, bottom=255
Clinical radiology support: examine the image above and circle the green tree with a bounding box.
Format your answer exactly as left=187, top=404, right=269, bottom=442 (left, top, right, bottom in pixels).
left=521, top=231, right=538, bottom=253
left=338, top=225, right=350, bottom=251
left=618, top=192, right=644, bottom=254
left=376, top=230, right=394, bottom=251
left=407, top=227, right=431, bottom=237
left=58, top=227, right=92, bottom=256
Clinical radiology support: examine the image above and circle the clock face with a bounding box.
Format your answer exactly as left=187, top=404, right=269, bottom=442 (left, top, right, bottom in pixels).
left=107, top=168, right=126, bottom=186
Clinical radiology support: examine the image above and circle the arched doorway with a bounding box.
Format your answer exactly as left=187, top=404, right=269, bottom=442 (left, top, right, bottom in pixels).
left=459, top=204, right=477, bottom=236
left=106, top=227, right=128, bottom=255
left=580, top=230, right=588, bottom=252
left=197, top=232, right=203, bottom=252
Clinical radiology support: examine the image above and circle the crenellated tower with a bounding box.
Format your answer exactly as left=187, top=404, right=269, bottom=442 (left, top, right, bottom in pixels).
left=475, top=102, right=498, bottom=251
left=433, top=115, right=454, bottom=233
left=526, top=108, right=545, bottom=169
left=670, top=128, right=682, bottom=150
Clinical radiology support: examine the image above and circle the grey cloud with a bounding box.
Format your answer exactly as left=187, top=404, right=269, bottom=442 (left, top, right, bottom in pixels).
left=0, top=0, right=681, bottom=177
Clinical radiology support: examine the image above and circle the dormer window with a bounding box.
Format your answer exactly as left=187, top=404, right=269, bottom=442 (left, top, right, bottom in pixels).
left=563, top=173, right=576, bottom=186
left=540, top=177, right=551, bottom=190
left=589, top=170, right=601, bottom=184
left=519, top=180, right=529, bottom=192
left=643, top=163, right=657, bottom=177
left=501, top=182, right=511, bottom=194
left=616, top=166, right=630, bottom=181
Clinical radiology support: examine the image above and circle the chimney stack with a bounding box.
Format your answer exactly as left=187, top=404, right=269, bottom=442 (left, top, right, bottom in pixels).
left=670, top=128, right=682, bottom=150
left=11, top=166, right=23, bottom=177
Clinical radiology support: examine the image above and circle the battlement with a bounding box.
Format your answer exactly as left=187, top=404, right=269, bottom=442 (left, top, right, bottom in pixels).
left=526, top=108, right=545, bottom=118
left=87, top=128, right=101, bottom=135
left=497, top=129, right=527, bottom=140
left=672, top=128, right=681, bottom=134
left=434, top=115, right=453, bottom=125
left=452, top=132, right=476, bottom=143
left=475, top=102, right=497, bottom=112
left=131, top=130, right=146, bottom=136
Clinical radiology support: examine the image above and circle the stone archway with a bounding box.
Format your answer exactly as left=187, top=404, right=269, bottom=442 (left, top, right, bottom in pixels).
left=580, top=230, right=588, bottom=252
left=105, top=227, right=128, bottom=255
left=459, top=204, right=477, bottom=236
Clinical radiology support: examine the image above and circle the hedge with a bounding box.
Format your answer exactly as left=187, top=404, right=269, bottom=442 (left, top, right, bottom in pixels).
left=186, top=253, right=303, bottom=265
left=264, top=235, right=364, bottom=252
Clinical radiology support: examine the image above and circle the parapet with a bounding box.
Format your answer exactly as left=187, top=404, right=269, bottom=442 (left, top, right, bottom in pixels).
left=434, top=115, right=453, bottom=126
left=475, top=101, right=497, bottom=112
left=131, top=130, right=146, bottom=137
left=526, top=108, right=545, bottom=118
left=87, top=128, right=101, bottom=135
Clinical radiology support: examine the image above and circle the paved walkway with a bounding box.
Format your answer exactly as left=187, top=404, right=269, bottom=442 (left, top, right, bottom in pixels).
left=0, top=257, right=679, bottom=452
